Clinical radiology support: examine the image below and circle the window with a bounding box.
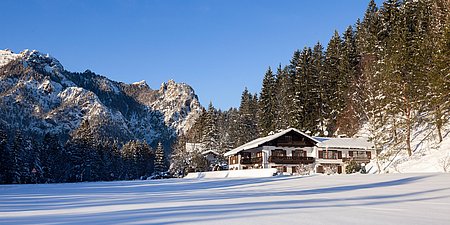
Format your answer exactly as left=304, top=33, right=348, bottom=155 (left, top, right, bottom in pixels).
left=320, top=150, right=342, bottom=159
left=293, top=150, right=306, bottom=157
left=272, top=149, right=286, bottom=157
left=241, top=152, right=251, bottom=159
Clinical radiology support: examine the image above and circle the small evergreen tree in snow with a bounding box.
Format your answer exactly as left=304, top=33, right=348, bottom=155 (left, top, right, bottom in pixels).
left=154, top=141, right=166, bottom=175
left=0, top=128, right=9, bottom=184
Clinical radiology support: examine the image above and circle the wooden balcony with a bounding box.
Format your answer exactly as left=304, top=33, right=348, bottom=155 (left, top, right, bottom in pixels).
left=241, top=157, right=263, bottom=165
left=268, top=156, right=315, bottom=164
left=342, top=156, right=371, bottom=163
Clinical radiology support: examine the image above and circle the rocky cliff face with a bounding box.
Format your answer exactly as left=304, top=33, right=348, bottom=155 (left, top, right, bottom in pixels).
left=0, top=49, right=202, bottom=146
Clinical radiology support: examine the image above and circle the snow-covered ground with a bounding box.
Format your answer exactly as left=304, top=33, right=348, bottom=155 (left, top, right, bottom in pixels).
left=359, top=123, right=450, bottom=173
left=1, top=173, right=449, bottom=225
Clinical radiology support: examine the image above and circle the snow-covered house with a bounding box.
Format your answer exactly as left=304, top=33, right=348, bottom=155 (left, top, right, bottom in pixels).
left=186, top=143, right=224, bottom=169
left=201, top=150, right=221, bottom=165
left=224, top=128, right=375, bottom=174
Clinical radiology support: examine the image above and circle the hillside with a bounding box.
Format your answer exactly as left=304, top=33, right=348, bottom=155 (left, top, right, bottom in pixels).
left=1, top=173, right=449, bottom=224
left=0, top=49, right=204, bottom=184
left=0, top=49, right=202, bottom=145
left=364, top=125, right=450, bottom=173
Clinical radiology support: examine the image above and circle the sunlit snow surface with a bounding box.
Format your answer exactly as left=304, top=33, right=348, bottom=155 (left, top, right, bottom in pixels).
left=1, top=173, right=450, bottom=225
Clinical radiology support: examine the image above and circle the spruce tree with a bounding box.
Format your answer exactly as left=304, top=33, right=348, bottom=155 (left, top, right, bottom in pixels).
left=275, top=65, right=294, bottom=130
left=324, top=31, right=345, bottom=135
left=10, top=130, right=24, bottom=184
left=41, top=133, right=64, bottom=183
left=336, top=25, right=362, bottom=136
left=202, top=102, right=219, bottom=150
left=237, top=88, right=258, bottom=145
left=154, top=141, right=166, bottom=175
left=290, top=50, right=306, bottom=130
left=311, top=42, right=328, bottom=136
left=170, top=135, right=190, bottom=177
left=0, top=129, right=9, bottom=184
left=258, top=67, right=277, bottom=136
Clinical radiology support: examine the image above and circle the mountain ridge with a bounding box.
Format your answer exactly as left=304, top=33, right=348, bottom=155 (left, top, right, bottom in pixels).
left=0, top=49, right=202, bottom=147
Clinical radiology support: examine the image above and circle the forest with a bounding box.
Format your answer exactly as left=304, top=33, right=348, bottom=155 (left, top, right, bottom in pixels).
left=0, top=0, right=449, bottom=183
left=171, top=0, right=449, bottom=175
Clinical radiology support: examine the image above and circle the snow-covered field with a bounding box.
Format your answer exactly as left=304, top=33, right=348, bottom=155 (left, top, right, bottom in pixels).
left=1, top=173, right=450, bottom=225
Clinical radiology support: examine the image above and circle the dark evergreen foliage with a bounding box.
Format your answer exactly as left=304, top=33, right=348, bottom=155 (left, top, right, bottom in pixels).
left=154, top=141, right=166, bottom=175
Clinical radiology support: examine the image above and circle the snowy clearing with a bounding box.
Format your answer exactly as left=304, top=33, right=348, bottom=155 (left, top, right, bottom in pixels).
left=1, top=173, right=450, bottom=225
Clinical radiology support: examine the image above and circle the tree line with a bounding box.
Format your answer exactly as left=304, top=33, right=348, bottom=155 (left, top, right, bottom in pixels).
left=0, top=120, right=167, bottom=184
left=179, top=0, right=449, bottom=168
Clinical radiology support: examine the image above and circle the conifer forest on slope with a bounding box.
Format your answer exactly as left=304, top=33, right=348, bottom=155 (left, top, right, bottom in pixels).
left=0, top=0, right=449, bottom=183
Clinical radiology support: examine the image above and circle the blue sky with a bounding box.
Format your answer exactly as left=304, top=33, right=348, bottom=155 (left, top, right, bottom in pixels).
left=0, top=0, right=383, bottom=110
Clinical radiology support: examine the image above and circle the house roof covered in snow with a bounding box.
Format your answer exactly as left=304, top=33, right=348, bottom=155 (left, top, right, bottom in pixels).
left=224, top=128, right=320, bottom=156
left=201, top=150, right=220, bottom=156
left=315, top=137, right=374, bottom=150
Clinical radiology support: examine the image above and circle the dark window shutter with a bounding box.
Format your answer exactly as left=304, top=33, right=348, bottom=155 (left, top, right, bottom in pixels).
left=338, top=151, right=342, bottom=159
left=349, top=151, right=353, bottom=157
left=319, top=151, right=323, bottom=159
left=367, top=151, right=371, bottom=159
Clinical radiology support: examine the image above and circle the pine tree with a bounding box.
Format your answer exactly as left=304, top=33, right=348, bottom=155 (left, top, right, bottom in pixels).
left=135, top=140, right=154, bottom=178
left=324, top=31, right=345, bottom=135
left=121, top=140, right=138, bottom=179
left=426, top=0, right=450, bottom=143
left=237, top=88, right=258, bottom=145
left=336, top=25, right=362, bottom=136
left=202, top=102, right=219, bottom=150
left=258, top=67, right=277, bottom=136
left=290, top=50, right=306, bottom=130
left=65, top=120, right=99, bottom=182
left=41, top=133, right=64, bottom=183
left=298, top=47, right=315, bottom=133
left=0, top=129, right=9, bottom=184
left=109, top=139, right=123, bottom=180
left=188, top=108, right=208, bottom=143
left=170, top=135, right=190, bottom=177
left=311, top=42, right=328, bottom=136
left=153, top=141, right=166, bottom=175
left=274, top=65, right=293, bottom=130
left=10, top=130, right=24, bottom=184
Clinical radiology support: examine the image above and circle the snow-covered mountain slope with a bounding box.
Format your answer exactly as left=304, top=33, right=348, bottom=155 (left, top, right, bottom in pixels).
left=361, top=124, right=450, bottom=173
left=0, top=49, right=21, bottom=67
left=0, top=49, right=202, bottom=145
left=152, top=80, right=202, bottom=133
left=122, top=79, right=201, bottom=134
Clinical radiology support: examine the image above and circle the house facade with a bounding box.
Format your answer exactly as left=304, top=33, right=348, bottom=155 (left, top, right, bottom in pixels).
left=224, top=128, right=375, bottom=174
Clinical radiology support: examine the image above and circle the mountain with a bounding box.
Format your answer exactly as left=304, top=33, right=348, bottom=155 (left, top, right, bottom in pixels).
left=0, top=49, right=202, bottom=147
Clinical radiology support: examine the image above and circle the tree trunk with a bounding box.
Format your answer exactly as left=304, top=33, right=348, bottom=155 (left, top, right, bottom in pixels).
left=435, top=106, right=443, bottom=143
left=405, top=92, right=412, bottom=157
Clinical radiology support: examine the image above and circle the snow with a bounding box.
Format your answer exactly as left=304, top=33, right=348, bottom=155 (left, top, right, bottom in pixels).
left=150, top=80, right=202, bottom=134
left=387, top=132, right=450, bottom=173
left=365, top=124, right=450, bottom=174
left=224, top=128, right=320, bottom=156
left=1, top=173, right=449, bottom=224
left=185, top=168, right=277, bottom=178
left=132, top=80, right=148, bottom=87
left=0, top=49, right=21, bottom=67
left=316, top=137, right=374, bottom=149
